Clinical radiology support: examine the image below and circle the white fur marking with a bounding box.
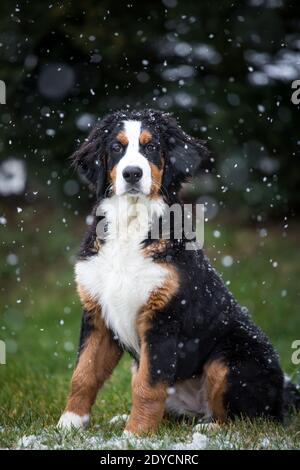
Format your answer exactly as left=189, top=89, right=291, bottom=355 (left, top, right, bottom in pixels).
left=57, top=411, right=90, bottom=430
left=75, top=195, right=167, bottom=355
left=115, top=120, right=152, bottom=196
left=166, top=377, right=212, bottom=420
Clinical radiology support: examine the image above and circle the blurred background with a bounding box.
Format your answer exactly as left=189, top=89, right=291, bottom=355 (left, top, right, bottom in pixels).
left=1, top=0, right=300, bottom=216
left=0, top=0, right=300, bottom=438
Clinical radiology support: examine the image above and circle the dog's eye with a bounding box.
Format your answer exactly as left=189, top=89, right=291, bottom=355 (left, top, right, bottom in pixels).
left=112, top=143, right=122, bottom=153
left=146, top=143, right=155, bottom=152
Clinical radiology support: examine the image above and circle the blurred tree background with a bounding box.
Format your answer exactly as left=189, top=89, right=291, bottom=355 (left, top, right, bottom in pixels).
left=0, top=0, right=300, bottom=219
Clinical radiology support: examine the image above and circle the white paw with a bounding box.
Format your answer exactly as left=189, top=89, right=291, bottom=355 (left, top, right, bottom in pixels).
left=57, top=411, right=89, bottom=430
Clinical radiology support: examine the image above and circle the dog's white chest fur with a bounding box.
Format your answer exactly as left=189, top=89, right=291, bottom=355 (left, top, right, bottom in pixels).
left=75, top=195, right=167, bottom=354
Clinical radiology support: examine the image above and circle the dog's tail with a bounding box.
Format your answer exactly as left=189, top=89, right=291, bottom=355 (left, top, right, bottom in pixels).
left=283, top=375, right=300, bottom=415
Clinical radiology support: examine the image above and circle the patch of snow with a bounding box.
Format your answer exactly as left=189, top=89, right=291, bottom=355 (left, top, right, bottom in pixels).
left=194, top=422, right=220, bottom=432
left=261, top=437, right=271, bottom=448
left=173, top=431, right=208, bottom=450
left=17, top=435, right=48, bottom=450
left=16, top=429, right=172, bottom=451
left=109, top=414, right=128, bottom=425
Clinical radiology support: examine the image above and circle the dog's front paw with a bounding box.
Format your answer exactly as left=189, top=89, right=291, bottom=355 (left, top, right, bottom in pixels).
left=57, top=411, right=89, bottom=430
left=124, top=420, right=155, bottom=436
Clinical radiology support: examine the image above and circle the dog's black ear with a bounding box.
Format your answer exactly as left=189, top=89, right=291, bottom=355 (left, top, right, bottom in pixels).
left=158, top=112, right=209, bottom=195
left=71, top=114, right=115, bottom=200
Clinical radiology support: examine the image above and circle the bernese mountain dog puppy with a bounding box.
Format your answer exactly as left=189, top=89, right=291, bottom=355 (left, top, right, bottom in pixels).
left=58, top=109, right=299, bottom=434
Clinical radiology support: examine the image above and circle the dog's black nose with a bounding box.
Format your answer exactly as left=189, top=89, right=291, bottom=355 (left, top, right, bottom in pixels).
left=122, top=166, right=143, bottom=184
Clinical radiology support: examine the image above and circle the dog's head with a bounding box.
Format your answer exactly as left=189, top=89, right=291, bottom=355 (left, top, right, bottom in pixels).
left=72, top=109, right=208, bottom=201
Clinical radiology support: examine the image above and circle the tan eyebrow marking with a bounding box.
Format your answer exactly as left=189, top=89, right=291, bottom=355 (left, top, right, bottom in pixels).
left=116, top=131, right=128, bottom=145
left=139, top=130, right=152, bottom=145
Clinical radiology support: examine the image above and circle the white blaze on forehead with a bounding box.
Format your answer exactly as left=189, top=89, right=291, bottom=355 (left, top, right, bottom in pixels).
left=123, top=120, right=142, bottom=155
left=115, top=120, right=152, bottom=196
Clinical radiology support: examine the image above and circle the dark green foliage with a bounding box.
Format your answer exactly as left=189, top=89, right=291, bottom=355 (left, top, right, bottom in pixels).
left=0, top=1, right=299, bottom=216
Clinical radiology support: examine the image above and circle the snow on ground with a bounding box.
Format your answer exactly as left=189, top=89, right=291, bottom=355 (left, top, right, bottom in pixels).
left=17, top=435, right=49, bottom=450
left=15, top=425, right=208, bottom=450
left=13, top=423, right=295, bottom=450
left=16, top=429, right=173, bottom=451
left=108, top=414, right=128, bottom=425
left=172, top=432, right=208, bottom=450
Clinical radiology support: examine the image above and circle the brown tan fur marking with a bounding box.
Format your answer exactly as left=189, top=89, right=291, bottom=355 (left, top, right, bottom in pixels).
left=149, top=161, right=163, bottom=196
left=63, top=285, right=122, bottom=416
left=139, top=130, right=152, bottom=145
left=138, top=264, right=179, bottom=328
left=116, top=130, right=128, bottom=146
left=142, top=239, right=168, bottom=258
left=204, top=359, right=229, bottom=422
left=125, top=343, right=167, bottom=435
left=77, top=284, right=99, bottom=317
left=109, top=164, right=118, bottom=190
left=125, top=265, right=179, bottom=434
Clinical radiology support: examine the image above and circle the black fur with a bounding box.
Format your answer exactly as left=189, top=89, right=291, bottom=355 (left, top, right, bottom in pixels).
left=144, top=242, right=284, bottom=420
left=72, top=113, right=117, bottom=199
left=283, top=380, right=300, bottom=415
left=77, top=309, right=95, bottom=360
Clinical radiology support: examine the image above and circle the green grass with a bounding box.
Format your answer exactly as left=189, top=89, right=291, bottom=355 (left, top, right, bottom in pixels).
left=0, top=204, right=299, bottom=449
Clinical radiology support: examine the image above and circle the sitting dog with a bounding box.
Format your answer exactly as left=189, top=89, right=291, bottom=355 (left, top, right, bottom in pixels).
left=58, top=109, right=299, bottom=434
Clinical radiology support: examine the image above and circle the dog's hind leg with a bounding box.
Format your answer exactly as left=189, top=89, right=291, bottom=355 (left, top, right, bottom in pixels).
left=203, top=359, right=229, bottom=422
left=58, top=304, right=122, bottom=430
left=203, top=354, right=284, bottom=422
